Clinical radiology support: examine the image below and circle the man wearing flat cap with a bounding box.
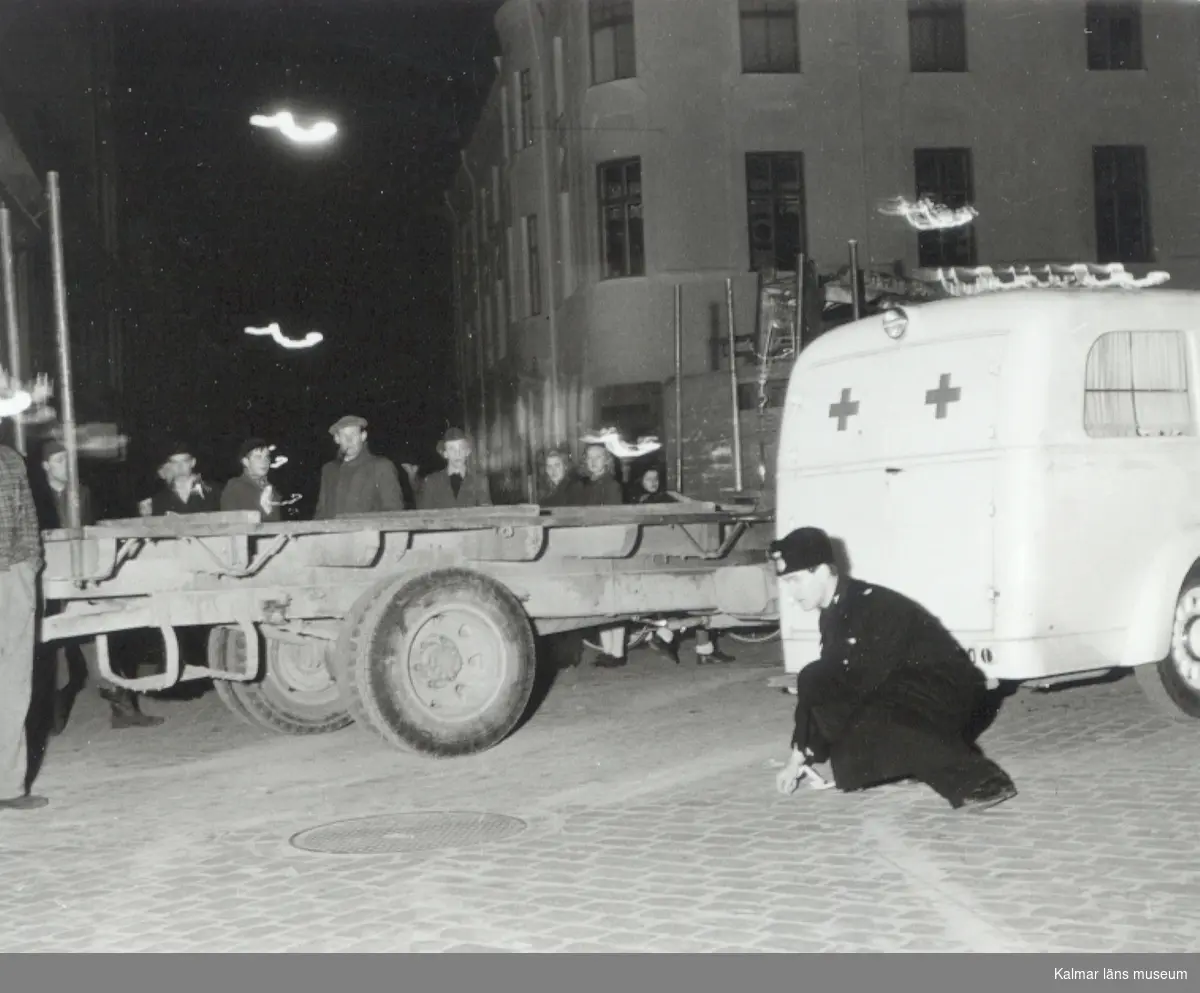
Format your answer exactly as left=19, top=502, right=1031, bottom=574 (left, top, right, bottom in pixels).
left=221, top=437, right=282, bottom=522
left=150, top=439, right=221, bottom=516
left=771, top=526, right=1017, bottom=813
left=418, top=427, right=492, bottom=510
left=314, top=415, right=407, bottom=519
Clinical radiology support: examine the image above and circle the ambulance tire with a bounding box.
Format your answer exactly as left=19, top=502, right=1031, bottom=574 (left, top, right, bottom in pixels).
left=1135, top=582, right=1200, bottom=721
left=337, top=569, right=538, bottom=757
left=210, top=625, right=354, bottom=735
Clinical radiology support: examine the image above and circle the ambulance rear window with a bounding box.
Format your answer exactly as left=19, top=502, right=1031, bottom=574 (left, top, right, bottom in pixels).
left=1084, top=330, right=1193, bottom=438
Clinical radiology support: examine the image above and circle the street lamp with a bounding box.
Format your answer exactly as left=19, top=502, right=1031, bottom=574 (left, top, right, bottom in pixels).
left=249, top=110, right=338, bottom=146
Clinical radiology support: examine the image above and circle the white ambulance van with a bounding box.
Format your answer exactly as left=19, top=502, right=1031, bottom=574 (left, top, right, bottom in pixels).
left=775, top=287, right=1200, bottom=720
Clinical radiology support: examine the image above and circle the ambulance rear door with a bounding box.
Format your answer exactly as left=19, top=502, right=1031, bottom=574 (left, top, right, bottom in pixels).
left=778, top=327, right=1008, bottom=637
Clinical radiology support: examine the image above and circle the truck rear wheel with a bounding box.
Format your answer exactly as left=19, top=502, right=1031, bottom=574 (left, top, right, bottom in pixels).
left=209, top=625, right=353, bottom=734
left=208, top=627, right=258, bottom=729
left=1135, top=581, right=1200, bottom=721
left=337, top=568, right=537, bottom=756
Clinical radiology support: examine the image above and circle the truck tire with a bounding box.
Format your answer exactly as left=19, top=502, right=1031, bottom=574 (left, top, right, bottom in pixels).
left=209, top=624, right=353, bottom=735
left=208, top=626, right=260, bottom=729
left=338, top=568, right=537, bottom=757
left=330, top=577, right=401, bottom=741
left=1135, top=580, right=1200, bottom=721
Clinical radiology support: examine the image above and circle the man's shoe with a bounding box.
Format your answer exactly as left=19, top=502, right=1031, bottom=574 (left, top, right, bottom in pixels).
left=111, top=708, right=165, bottom=730
left=696, top=648, right=735, bottom=665
left=959, top=778, right=1017, bottom=813
left=593, top=656, right=627, bottom=669
left=0, top=794, right=49, bottom=811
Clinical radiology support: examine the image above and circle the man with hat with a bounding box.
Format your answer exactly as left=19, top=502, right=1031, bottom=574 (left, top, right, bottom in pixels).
left=770, top=525, right=1017, bottom=813
left=314, top=415, right=407, bottom=519
left=418, top=427, right=492, bottom=510
left=150, top=439, right=221, bottom=515
left=220, top=437, right=282, bottom=522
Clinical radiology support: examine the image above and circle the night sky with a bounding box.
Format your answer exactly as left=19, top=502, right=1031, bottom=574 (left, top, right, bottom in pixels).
left=108, top=0, right=500, bottom=508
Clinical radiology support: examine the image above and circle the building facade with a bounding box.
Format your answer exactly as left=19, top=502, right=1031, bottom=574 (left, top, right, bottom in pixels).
left=0, top=5, right=123, bottom=437
left=448, top=0, right=1200, bottom=500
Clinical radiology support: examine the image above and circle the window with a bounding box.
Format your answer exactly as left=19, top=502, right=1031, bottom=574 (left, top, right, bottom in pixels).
left=1094, top=146, right=1152, bottom=263
left=914, top=148, right=976, bottom=267
left=505, top=226, right=516, bottom=322
left=590, top=0, right=635, bottom=84
left=740, top=0, right=799, bottom=74
left=908, top=0, right=966, bottom=73
left=500, top=86, right=510, bottom=158
left=746, top=152, right=806, bottom=273
left=519, top=69, right=535, bottom=147
left=598, top=158, right=644, bottom=279
left=1086, top=1, right=1143, bottom=70
left=596, top=382, right=663, bottom=443
left=738, top=380, right=789, bottom=410
left=553, top=37, right=565, bottom=117
left=558, top=191, right=574, bottom=297
left=526, top=214, right=542, bottom=316
left=1084, top=331, right=1192, bottom=437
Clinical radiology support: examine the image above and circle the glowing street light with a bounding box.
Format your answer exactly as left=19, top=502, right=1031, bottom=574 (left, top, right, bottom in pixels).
left=249, top=111, right=338, bottom=146
left=244, top=322, right=324, bottom=350
left=581, top=426, right=663, bottom=460
left=878, top=195, right=978, bottom=231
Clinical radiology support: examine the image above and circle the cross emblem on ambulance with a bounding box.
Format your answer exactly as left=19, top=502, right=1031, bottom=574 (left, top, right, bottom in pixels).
left=829, top=388, right=860, bottom=431
left=924, top=373, right=962, bottom=420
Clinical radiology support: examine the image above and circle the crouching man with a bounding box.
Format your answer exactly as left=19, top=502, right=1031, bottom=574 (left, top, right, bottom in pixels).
left=771, top=526, right=1017, bottom=813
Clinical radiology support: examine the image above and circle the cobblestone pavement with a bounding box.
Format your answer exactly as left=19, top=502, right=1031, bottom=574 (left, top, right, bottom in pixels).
left=3, top=641, right=1200, bottom=953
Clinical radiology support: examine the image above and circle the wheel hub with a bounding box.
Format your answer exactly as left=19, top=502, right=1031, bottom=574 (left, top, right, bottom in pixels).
left=270, top=641, right=336, bottom=697
left=397, top=608, right=505, bottom=721
left=413, top=635, right=464, bottom=689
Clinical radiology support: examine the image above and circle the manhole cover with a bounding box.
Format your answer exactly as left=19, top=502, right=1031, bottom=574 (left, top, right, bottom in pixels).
left=288, top=811, right=528, bottom=855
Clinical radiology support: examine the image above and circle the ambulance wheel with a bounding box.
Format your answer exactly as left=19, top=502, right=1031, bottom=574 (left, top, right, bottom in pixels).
left=209, top=625, right=353, bottom=734
left=337, top=568, right=537, bottom=757
left=1136, top=582, right=1200, bottom=721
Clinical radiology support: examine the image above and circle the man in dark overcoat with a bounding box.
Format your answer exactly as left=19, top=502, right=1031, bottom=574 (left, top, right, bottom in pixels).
left=314, top=415, right=408, bottom=518
left=771, top=526, right=1017, bottom=812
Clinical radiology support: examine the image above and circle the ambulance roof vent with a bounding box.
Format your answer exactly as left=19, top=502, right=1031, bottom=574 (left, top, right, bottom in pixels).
left=916, top=263, right=1170, bottom=298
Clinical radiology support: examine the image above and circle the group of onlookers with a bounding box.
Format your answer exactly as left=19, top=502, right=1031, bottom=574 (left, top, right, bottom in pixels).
left=537, top=442, right=735, bottom=669
left=0, top=413, right=730, bottom=811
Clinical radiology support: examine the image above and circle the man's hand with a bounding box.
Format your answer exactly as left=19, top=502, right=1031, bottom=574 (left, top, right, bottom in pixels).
left=775, top=748, right=809, bottom=795
left=775, top=747, right=834, bottom=795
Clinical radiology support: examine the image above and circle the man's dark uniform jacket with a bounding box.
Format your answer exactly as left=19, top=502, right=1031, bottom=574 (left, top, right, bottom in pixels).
left=793, top=577, right=989, bottom=793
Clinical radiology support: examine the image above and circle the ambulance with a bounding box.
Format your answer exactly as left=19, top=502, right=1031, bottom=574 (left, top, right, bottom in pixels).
left=775, top=284, right=1200, bottom=721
